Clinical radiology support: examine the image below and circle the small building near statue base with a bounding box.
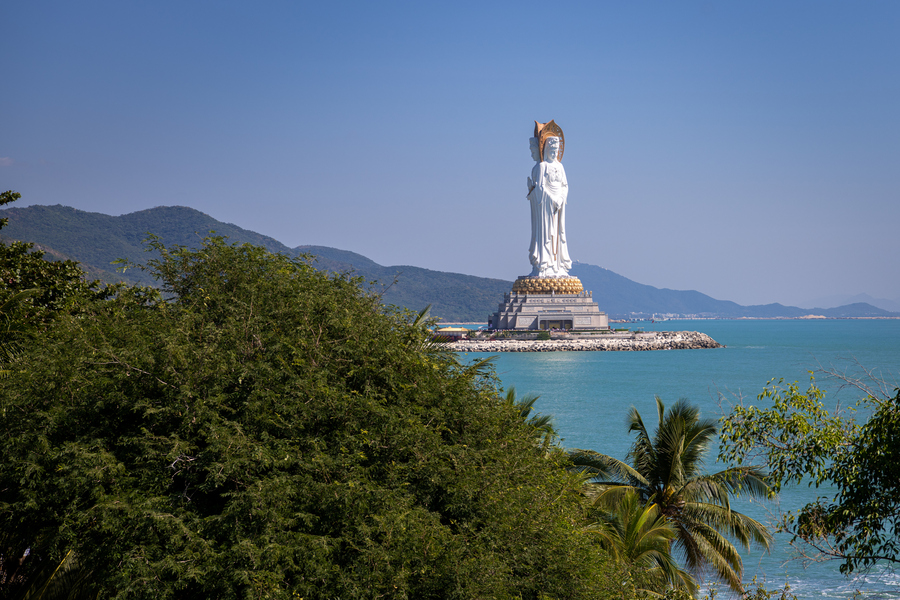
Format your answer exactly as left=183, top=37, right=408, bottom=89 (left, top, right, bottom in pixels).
left=433, top=326, right=469, bottom=340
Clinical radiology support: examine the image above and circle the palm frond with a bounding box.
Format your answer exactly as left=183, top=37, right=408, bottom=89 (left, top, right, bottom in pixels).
left=407, top=305, right=458, bottom=359
left=7, top=548, right=95, bottom=600
left=678, top=477, right=733, bottom=509
left=703, top=466, right=773, bottom=500
left=589, top=491, right=698, bottom=595
left=682, top=501, right=773, bottom=550
left=676, top=518, right=745, bottom=593
left=568, top=449, right=645, bottom=484
left=627, top=402, right=657, bottom=479
left=463, top=355, right=497, bottom=378
left=503, top=386, right=541, bottom=419
left=410, top=304, right=432, bottom=328
left=590, top=483, right=640, bottom=509
left=502, top=386, right=555, bottom=445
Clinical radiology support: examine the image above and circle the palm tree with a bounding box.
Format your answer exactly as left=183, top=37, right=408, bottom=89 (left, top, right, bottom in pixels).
left=0, top=529, right=95, bottom=600
left=590, top=489, right=697, bottom=596
left=571, top=397, right=773, bottom=594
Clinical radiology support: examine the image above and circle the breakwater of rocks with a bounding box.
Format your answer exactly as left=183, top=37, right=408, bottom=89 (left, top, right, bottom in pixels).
left=446, top=331, right=722, bottom=352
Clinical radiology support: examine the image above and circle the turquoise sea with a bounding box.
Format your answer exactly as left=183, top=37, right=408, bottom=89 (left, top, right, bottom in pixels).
left=460, top=319, right=900, bottom=599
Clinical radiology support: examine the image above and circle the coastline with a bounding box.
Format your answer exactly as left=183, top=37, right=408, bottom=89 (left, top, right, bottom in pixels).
left=446, top=331, right=722, bottom=352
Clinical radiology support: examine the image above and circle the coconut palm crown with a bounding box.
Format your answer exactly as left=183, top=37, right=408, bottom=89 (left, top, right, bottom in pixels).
left=590, top=488, right=697, bottom=596
left=571, top=397, right=773, bottom=594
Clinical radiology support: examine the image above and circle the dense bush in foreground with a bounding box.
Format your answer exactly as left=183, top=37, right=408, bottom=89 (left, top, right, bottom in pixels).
left=0, top=237, right=625, bottom=599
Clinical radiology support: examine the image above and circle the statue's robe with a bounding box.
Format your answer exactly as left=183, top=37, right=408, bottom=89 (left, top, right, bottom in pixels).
left=527, top=158, right=570, bottom=277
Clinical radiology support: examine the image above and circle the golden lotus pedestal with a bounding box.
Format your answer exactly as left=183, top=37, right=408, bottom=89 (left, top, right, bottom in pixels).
left=511, top=276, right=583, bottom=294
left=489, top=276, right=609, bottom=331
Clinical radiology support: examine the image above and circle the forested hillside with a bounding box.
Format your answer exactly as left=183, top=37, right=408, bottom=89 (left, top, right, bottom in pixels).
left=0, top=205, right=510, bottom=322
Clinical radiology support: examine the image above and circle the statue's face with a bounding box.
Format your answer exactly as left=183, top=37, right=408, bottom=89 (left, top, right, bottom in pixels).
left=544, top=138, right=560, bottom=162
left=529, top=137, right=540, bottom=162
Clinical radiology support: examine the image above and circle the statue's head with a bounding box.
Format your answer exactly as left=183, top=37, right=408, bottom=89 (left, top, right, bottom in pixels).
left=529, top=137, right=540, bottom=162
left=534, top=119, right=564, bottom=162
left=543, top=137, right=561, bottom=163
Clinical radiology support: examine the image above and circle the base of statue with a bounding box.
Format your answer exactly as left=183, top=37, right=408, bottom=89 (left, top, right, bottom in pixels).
left=489, top=276, right=609, bottom=331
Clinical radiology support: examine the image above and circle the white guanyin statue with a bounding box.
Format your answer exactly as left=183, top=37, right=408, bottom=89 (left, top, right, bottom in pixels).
left=526, top=120, right=571, bottom=277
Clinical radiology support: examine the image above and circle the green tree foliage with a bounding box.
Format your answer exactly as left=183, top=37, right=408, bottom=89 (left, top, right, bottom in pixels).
left=0, top=237, right=621, bottom=600
left=1, top=192, right=111, bottom=323
left=1, top=191, right=114, bottom=375
left=719, top=376, right=900, bottom=574
left=0, top=191, right=21, bottom=228
left=571, top=398, right=773, bottom=594
left=0, top=290, right=40, bottom=378
left=0, top=240, right=107, bottom=322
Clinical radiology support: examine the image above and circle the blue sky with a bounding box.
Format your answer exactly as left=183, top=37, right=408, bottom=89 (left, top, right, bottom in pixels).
left=3, top=1, right=898, bottom=307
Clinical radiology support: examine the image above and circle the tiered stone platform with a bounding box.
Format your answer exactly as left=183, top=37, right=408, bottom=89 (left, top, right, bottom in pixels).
left=489, top=276, right=609, bottom=331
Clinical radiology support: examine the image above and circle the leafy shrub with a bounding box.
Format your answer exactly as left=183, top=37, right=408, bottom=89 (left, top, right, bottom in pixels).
left=0, top=237, right=620, bottom=599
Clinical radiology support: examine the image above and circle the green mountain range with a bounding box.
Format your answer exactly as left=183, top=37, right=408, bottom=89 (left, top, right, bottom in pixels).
left=0, top=205, right=510, bottom=322
left=2, top=204, right=897, bottom=322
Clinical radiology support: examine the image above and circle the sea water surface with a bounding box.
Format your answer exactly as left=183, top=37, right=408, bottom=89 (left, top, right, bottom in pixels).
left=460, top=319, right=900, bottom=599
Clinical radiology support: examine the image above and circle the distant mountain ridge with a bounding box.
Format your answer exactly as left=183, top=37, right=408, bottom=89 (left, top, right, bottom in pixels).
left=570, top=263, right=897, bottom=319
left=800, top=292, right=900, bottom=313
left=2, top=204, right=898, bottom=322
